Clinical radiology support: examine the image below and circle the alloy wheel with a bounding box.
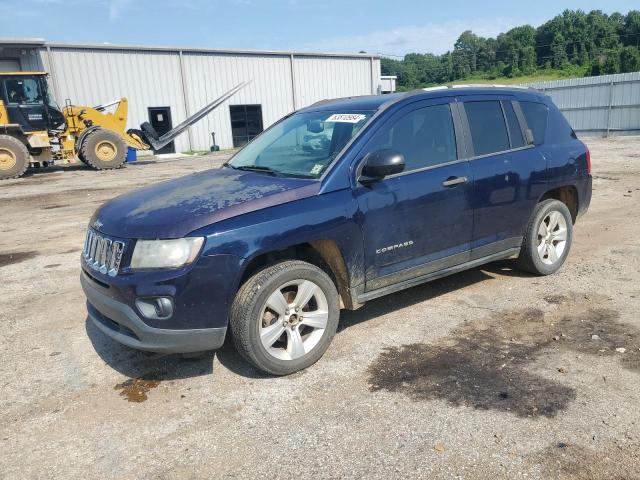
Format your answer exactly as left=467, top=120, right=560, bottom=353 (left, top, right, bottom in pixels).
left=259, top=279, right=329, bottom=361
left=537, top=210, right=568, bottom=265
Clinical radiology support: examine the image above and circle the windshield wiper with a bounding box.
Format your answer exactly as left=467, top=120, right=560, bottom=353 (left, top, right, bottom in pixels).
left=234, top=165, right=281, bottom=176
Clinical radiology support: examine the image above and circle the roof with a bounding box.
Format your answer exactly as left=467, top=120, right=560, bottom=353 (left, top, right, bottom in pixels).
left=0, top=38, right=45, bottom=47
left=0, top=37, right=379, bottom=60
left=0, top=72, right=47, bottom=76
left=303, top=93, right=406, bottom=112
left=301, top=85, right=545, bottom=113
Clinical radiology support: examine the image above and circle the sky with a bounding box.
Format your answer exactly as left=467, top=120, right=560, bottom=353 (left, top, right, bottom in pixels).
left=1, top=0, right=638, bottom=57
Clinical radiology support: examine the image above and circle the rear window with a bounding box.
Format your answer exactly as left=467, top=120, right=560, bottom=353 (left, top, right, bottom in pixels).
left=520, top=101, right=548, bottom=144
left=464, top=101, right=510, bottom=156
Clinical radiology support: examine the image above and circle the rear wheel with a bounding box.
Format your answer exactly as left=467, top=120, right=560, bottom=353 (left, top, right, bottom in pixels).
left=0, top=135, right=29, bottom=180
left=80, top=129, right=127, bottom=170
left=230, top=260, right=340, bottom=375
left=516, top=199, right=573, bottom=275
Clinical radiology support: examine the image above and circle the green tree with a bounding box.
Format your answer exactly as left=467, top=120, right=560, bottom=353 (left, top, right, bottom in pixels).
left=383, top=8, right=639, bottom=91
left=621, top=10, right=640, bottom=47
left=496, top=25, right=536, bottom=76
left=620, top=45, right=640, bottom=72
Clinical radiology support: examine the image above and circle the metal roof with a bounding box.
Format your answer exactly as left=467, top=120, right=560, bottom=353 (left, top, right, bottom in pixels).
left=0, top=38, right=46, bottom=47
left=0, top=72, right=47, bottom=75
left=0, top=37, right=379, bottom=59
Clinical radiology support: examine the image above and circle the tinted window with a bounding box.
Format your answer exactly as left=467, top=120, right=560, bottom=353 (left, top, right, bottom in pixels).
left=230, top=105, right=263, bottom=148
left=520, top=101, right=548, bottom=145
left=367, top=103, right=457, bottom=172
left=464, top=101, right=510, bottom=156
left=502, top=101, right=525, bottom=148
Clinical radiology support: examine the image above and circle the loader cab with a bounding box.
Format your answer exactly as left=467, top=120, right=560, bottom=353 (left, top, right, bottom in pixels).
left=0, top=73, right=65, bottom=132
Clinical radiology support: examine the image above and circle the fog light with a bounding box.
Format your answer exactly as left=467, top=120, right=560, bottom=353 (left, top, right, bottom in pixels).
left=136, top=297, right=174, bottom=320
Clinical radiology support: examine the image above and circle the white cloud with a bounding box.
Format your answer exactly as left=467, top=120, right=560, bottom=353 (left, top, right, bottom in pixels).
left=109, top=0, right=133, bottom=20
left=303, top=18, right=524, bottom=57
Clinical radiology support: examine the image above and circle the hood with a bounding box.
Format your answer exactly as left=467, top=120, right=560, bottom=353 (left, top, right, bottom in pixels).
left=91, top=167, right=321, bottom=239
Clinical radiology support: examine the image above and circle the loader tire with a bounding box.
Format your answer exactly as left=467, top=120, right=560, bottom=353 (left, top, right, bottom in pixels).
left=0, top=135, right=29, bottom=180
left=81, top=129, right=127, bottom=170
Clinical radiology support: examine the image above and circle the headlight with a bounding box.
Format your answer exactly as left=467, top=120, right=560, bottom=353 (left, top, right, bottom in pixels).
left=130, top=237, right=204, bottom=269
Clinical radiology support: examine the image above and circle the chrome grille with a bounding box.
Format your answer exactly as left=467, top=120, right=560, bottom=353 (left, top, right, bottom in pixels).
left=83, top=228, right=125, bottom=277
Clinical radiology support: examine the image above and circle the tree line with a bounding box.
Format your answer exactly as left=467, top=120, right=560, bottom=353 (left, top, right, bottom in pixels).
left=381, top=9, right=640, bottom=89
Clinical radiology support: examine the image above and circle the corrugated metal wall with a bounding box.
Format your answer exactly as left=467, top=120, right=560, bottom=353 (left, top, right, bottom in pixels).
left=526, top=72, right=640, bottom=137
left=292, top=56, right=375, bottom=108
left=37, top=45, right=381, bottom=152
left=182, top=52, right=294, bottom=152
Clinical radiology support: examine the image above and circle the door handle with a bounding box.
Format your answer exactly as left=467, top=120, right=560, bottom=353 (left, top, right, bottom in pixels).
left=442, top=176, right=468, bottom=187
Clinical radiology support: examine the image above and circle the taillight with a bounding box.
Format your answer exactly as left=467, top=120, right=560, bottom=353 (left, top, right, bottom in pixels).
left=581, top=141, right=591, bottom=175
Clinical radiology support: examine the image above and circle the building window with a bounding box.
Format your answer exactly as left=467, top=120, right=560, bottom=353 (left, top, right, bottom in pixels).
left=230, top=105, right=263, bottom=148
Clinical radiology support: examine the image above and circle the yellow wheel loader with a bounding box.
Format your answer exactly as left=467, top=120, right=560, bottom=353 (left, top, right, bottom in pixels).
left=0, top=72, right=248, bottom=180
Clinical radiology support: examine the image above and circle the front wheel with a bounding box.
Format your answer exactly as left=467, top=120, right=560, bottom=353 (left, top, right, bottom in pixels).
left=80, top=129, right=127, bottom=170
left=230, top=260, right=340, bottom=375
left=0, top=135, right=30, bottom=180
left=516, top=199, right=573, bottom=275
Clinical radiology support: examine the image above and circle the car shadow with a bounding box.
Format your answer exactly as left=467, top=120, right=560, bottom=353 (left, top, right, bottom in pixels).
left=481, top=259, right=536, bottom=278
left=338, top=266, right=497, bottom=331
left=86, top=317, right=217, bottom=381
left=86, top=260, right=518, bottom=381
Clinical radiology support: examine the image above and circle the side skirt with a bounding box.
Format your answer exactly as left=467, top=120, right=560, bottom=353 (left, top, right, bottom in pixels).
left=356, top=247, right=520, bottom=304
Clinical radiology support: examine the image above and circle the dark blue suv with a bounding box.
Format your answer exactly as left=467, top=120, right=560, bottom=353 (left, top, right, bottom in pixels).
left=81, top=86, right=592, bottom=375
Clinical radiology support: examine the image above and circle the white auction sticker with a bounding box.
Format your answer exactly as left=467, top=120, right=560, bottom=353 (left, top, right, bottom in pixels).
left=325, top=113, right=366, bottom=123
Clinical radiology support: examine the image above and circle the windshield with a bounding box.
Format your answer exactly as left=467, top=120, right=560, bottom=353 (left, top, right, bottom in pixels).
left=4, top=77, right=44, bottom=105
left=227, top=110, right=374, bottom=178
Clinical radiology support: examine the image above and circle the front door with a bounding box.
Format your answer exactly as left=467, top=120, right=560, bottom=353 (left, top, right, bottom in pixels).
left=148, top=107, right=175, bottom=154
left=354, top=99, right=474, bottom=291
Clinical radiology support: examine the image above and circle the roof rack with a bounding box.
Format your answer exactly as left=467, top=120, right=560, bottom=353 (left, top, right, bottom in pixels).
left=422, top=84, right=537, bottom=91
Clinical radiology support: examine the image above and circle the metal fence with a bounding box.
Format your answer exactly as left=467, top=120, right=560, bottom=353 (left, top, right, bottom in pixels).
left=526, top=72, right=640, bottom=137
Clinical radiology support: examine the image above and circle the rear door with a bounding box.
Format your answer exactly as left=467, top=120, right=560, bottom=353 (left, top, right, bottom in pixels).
left=354, top=98, right=474, bottom=291
left=460, top=96, right=547, bottom=259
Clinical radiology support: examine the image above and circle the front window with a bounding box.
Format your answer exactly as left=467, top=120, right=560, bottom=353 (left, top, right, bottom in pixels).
left=227, top=110, right=374, bottom=178
left=4, top=77, right=44, bottom=105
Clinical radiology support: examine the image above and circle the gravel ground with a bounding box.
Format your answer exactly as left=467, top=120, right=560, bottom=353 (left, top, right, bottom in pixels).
left=1, top=139, right=639, bottom=479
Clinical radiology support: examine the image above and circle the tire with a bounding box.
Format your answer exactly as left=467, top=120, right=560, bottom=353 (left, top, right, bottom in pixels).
left=80, top=129, right=127, bottom=170
left=516, top=199, right=573, bottom=275
left=230, top=260, right=340, bottom=375
left=0, top=134, right=29, bottom=180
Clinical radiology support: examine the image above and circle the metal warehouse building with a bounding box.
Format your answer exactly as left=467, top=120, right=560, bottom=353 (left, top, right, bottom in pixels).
left=0, top=38, right=382, bottom=153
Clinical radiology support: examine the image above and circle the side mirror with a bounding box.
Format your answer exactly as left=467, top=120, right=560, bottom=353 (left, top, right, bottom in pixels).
left=524, top=128, right=535, bottom=145
left=360, top=149, right=405, bottom=182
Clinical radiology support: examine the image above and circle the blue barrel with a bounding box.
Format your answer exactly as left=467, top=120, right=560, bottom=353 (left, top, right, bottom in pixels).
left=126, top=147, right=137, bottom=162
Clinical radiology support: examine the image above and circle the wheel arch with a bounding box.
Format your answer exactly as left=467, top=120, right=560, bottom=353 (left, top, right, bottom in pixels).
left=76, top=125, right=102, bottom=154
left=539, top=184, right=579, bottom=223
left=236, top=240, right=356, bottom=310
left=0, top=126, right=29, bottom=147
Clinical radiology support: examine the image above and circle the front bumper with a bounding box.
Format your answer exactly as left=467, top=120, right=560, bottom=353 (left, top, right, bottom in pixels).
left=82, top=272, right=227, bottom=353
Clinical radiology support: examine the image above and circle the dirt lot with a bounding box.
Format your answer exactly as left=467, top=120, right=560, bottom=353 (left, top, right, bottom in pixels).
left=1, top=139, right=640, bottom=479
